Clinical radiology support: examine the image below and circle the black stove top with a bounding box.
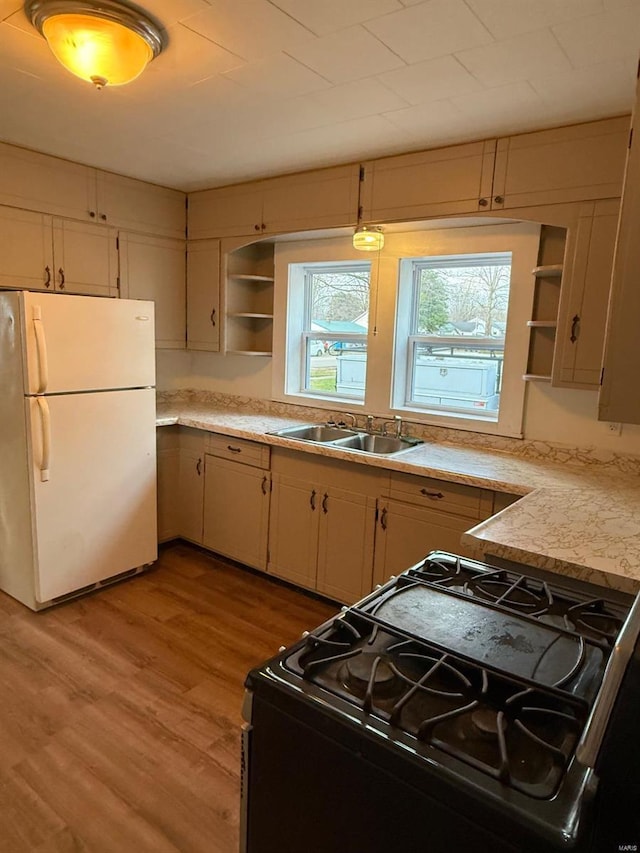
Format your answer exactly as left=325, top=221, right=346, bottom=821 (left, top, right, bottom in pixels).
left=283, top=552, right=635, bottom=799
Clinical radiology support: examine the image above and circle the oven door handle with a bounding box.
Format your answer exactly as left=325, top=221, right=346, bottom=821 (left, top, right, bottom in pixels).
left=575, top=591, right=640, bottom=768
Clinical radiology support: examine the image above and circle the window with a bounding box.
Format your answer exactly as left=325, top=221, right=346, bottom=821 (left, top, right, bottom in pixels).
left=286, top=261, right=370, bottom=401
left=396, top=254, right=511, bottom=420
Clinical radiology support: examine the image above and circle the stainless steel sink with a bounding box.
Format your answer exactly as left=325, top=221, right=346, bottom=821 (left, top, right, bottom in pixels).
left=271, top=424, right=357, bottom=442
left=270, top=423, right=422, bottom=455
left=333, top=433, right=422, bottom=455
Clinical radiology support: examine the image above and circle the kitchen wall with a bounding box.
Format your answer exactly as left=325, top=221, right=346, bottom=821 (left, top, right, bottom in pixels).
left=156, top=218, right=640, bottom=457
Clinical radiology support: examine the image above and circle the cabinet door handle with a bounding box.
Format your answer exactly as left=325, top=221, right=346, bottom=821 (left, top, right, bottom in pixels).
left=196, top=458, right=202, bottom=476
left=420, top=489, right=444, bottom=500
left=227, top=445, right=242, bottom=453
left=58, top=268, right=65, bottom=290
left=44, top=266, right=51, bottom=288
left=310, top=489, right=316, bottom=511
left=261, top=475, right=268, bottom=495
left=380, top=507, right=387, bottom=530
left=570, top=314, right=580, bottom=343
left=210, top=308, right=216, bottom=327
left=322, top=493, right=328, bottom=514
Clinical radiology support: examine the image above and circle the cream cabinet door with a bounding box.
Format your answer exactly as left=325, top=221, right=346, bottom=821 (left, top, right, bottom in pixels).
left=119, top=232, right=186, bottom=349
left=359, top=140, right=495, bottom=223
left=554, top=200, right=619, bottom=389
left=95, top=171, right=186, bottom=239
left=178, top=449, right=204, bottom=545
left=268, top=473, right=319, bottom=590
left=188, top=183, right=264, bottom=240
left=372, top=499, right=476, bottom=588
left=51, top=218, right=118, bottom=296
left=187, top=239, right=220, bottom=351
left=0, top=141, right=96, bottom=221
left=203, top=455, right=270, bottom=571
left=492, top=117, right=628, bottom=211
left=316, top=486, right=376, bottom=604
left=0, top=206, right=54, bottom=291
left=260, top=164, right=360, bottom=234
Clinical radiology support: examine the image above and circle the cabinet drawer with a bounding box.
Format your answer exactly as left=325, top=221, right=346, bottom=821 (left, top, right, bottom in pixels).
left=205, top=433, right=270, bottom=468
left=389, top=472, right=492, bottom=519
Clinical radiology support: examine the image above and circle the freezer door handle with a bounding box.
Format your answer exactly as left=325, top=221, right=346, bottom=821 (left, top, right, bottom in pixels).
left=36, top=397, right=51, bottom=482
left=32, top=305, right=49, bottom=393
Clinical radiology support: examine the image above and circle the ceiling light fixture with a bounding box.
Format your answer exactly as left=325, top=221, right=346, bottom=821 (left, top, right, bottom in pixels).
left=353, top=225, right=384, bottom=252
left=25, top=0, right=166, bottom=89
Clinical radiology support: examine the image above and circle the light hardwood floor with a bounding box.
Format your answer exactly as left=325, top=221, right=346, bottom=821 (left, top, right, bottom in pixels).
left=0, top=542, right=336, bottom=853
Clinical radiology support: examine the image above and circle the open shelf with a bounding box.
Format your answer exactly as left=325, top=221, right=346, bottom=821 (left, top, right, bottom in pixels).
left=524, top=226, right=566, bottom=383
left=224, top=241, right=275, bottom=355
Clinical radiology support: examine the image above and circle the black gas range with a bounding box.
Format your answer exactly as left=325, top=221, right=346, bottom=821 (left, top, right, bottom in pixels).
left=241, top=553, right=640, bottom=853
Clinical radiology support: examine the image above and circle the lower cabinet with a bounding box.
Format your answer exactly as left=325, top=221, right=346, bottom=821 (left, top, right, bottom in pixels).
left=156, top=426, right=180, bottom=543
left=177, top=428, right=205, bottom=545
left=373, top=472, right=495, bottom=587
left=203, top=451, right=271, bottom=571
left=268, top=451, right=379, bottom=604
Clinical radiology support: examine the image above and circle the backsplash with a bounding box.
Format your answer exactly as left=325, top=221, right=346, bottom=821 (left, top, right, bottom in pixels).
left=157, top=389, right=640, bottom=475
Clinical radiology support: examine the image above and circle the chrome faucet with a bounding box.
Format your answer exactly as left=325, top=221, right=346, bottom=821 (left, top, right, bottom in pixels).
left=365, top=414, right=376, bottom=433
left=335, top=412, right=357, bottom=428
left=382, top=415, right=403, bottom=438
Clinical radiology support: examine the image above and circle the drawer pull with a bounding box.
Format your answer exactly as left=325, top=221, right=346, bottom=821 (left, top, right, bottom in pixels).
left=421, top=489, right=444, bottom=500
left=227, top=445, right=242, bottom=453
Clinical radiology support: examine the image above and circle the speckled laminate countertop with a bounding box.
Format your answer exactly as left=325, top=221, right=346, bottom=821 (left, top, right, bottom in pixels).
left=157, top=400, right=640, bottom=594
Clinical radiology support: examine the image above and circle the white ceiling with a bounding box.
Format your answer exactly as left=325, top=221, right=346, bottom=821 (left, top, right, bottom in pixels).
left=1, top=0, right=639, bottom=192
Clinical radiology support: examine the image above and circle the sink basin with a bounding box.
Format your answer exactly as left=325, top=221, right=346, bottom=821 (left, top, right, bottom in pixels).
left=270, top=423, right=423, bottom=455
left=272, top=424, right=357, bottom=442
left=333, top=433, right=422, bottom=455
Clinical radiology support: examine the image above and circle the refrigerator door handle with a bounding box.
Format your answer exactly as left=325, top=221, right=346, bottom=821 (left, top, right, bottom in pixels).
left=35, top=397, right=51, bottom=482
left=32, top=305, right=49, bottom=394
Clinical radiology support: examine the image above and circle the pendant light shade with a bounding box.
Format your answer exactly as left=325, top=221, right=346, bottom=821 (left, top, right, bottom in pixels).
left=353, top=225, right=384, bottom=252
left=26, top=0, right=165, bottom=89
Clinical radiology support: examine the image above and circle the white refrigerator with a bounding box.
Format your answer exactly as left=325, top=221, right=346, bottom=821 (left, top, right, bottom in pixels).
left=0, top=290, right=157, bottom=610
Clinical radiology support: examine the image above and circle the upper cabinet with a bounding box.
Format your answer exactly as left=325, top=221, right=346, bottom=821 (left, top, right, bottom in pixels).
left=599, top=75, right=640, bottom=424
left=359, top=140, right=496, bottom=223
left=359, top=117, right=628, bottom=225
left=0, top=205, right=117, bottom=297
left=0, top=141, right=186, bottom=239
left=94, top=172, right=185, bottom=238
left=119, top=232, right=186, bottom=350
left=187, top=164, right=360, bottom=240
left=492, top=117, right=628, bottom=211
left=187, top=238, right=220, bottom=353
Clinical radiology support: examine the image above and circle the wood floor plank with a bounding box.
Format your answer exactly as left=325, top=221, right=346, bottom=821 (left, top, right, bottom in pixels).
left=0, top=542, right=336, bottom=852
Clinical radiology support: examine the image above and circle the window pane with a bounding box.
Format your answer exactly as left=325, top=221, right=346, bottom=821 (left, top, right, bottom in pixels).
left=302, top=265, right=370, bottom=400
left=409, top=257, right=511, bottom=418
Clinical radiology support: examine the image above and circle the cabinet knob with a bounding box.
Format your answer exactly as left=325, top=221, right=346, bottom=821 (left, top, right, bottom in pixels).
left=44, top=266, right=51, bottom=288
left=254, top=224, right=261, bottom=231
left=494, top=195, right=504, bottom=205
left=58, top=268, right=65, bottom=290
left=100, top=213, right=107, bottom=221
left=89, top=210, right=96, bottom=218
left=478, top=198, right=489, bottom=207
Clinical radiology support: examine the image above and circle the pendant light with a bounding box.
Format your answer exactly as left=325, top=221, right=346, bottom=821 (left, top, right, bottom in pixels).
left=353, top=225, right=384, bottom=252
left=25, top=0, right=166, bottom=89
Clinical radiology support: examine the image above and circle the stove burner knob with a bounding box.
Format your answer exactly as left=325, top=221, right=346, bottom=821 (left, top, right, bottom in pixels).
left=341, top=606, right=348, bottom=612
left=302, top=631, right=310, bottom=638
left=278, top=646, right=286, bottom=653
left=375, top=585, right=382, bottom=590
